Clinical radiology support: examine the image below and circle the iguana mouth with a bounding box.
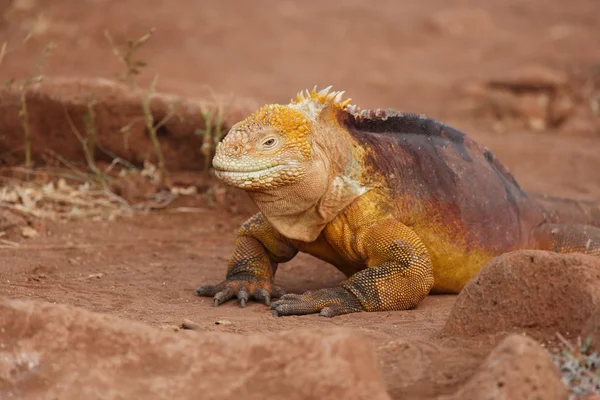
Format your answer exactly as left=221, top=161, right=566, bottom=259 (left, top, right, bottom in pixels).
left=213, top=164, right=286, bottom=179
left=212, top=161, right=304, bottom=189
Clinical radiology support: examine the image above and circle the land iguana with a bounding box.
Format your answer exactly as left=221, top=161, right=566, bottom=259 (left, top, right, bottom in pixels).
left=196, top=86, right=600, bottom=317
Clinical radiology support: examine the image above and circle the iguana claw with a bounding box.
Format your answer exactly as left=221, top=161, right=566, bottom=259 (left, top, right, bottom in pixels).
left=196, top=279, right=285, bottom=307
left=270, top=287, right=364, bottom=317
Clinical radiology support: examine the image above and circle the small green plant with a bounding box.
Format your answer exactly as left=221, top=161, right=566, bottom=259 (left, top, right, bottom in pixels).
left=83, top=98, right=98, bottom=169
left=105, top=28, right=155, bottom=89
left=196, top=102, right=225, bottom=175
left=107, top=28, right=178, bottom=187
left=17, top=42, right=53, bottom=176
left=63, top=97, right=109, bottom=186
left=119, top=121, right=134, bottom=151
left=141, top=74, right=183, bottom=187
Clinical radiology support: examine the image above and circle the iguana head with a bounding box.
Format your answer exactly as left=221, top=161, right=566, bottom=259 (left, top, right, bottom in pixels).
left=212, top=86, right=352, bottom=191
left=212, top=86, right=370, bottom=242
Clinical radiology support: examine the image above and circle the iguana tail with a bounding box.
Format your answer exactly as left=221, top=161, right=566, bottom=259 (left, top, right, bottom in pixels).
left=531, top=194, right=600, bottom=227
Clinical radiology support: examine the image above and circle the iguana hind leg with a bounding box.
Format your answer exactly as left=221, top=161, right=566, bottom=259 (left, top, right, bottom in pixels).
left=271, top=218, right=435, bottom=317
left=529, top=223, right=600, bottom=256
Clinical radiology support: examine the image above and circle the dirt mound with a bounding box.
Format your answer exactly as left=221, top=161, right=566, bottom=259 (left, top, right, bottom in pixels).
left=0, top=299, right=390, bottom=400
left=443, top=250, right=600, bottom=339
left=457, top=64, right=600, bottom=135
left=441, top=334, right=567, bottom=400
left=0, top=78, right=251, bottom=171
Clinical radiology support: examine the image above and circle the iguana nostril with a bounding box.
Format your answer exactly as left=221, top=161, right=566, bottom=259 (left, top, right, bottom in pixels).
left=227, top=144, right=243, bottom=157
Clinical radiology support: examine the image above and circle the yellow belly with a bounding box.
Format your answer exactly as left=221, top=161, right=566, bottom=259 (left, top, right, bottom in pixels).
left=415, top=226, right=497, bottom=293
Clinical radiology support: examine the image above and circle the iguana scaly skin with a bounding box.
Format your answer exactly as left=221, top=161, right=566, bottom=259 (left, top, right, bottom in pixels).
left=196, top=86, right=600, bottom=317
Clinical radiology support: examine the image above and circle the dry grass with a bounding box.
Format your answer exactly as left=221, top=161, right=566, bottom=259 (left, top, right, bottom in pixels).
left=105, top=28, right=155, bottom=89
left=0, top=42, right=8, bottom=66
left=197, top=101, right=225, bottom=175
left=0, top=160, right=200, bottom=224
left=140, top=75, right=184, bottom=188
left=0, top=173, right=133, bottom=221
left=0, top=28, right=227, bottom=226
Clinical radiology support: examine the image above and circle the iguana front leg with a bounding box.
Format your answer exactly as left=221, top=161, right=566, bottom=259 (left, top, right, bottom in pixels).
left=196, top=213, right=298, bottom=307
left=271, top=217, right=435, bottom=317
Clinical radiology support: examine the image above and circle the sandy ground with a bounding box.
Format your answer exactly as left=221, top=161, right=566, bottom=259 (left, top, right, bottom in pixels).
left=0, top=0, right=600, bottom=399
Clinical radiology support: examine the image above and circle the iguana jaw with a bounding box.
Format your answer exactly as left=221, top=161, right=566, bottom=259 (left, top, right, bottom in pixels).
left=212, top=161, right=305, bottom=190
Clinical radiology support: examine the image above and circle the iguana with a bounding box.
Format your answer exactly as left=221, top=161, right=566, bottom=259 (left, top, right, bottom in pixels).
left=196, top=86, right=600, bottom=317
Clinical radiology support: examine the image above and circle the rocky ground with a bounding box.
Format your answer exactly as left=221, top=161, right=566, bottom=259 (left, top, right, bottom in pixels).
left=1, top=0, right=600, bottom=399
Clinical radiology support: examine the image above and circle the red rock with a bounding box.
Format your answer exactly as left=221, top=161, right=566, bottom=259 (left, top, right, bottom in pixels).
left=0, top=299, right=390, bottom=400
left=488, top=65, right=568, bottom=91
left=440, top=334, right=567, bottom=400
left=0, top=78, right=249, bottom=172
left=374, top=337, right=488, bottom=399
left=443, top=250, right=600, bottom=339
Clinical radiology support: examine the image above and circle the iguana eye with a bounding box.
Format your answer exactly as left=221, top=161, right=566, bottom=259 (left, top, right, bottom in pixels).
left=262, top=138, right=276, bottom=147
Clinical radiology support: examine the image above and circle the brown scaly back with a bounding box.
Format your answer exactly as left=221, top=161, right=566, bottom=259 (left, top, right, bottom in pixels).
left=338, top=104, right=525, bottom=194
left=291, top=86, right=473, bottom=164
left=334, top=94, right=532, bottom=251
left=342, top=106, right=473, bottom=160
left=289, top=86, right=522, bottom=192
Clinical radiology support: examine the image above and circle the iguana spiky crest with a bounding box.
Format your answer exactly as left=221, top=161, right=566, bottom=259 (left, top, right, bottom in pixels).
left=288, top=85, right=353, bottom=118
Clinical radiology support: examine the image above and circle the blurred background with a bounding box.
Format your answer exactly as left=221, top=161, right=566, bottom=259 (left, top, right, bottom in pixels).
left=1, top=0, right=599, bottom=116
left=0, top=0, right=599, bottom=197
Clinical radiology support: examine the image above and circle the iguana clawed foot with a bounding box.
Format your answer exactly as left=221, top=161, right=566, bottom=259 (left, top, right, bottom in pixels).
left=196, top=277, right=285, bottom=307
left=270, top=286, right=364, bottom=317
